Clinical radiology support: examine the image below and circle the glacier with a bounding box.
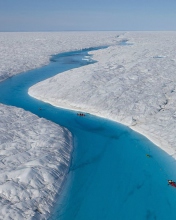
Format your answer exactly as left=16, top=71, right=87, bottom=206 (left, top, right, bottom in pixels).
left=0, top=104, right=72, bottom=219
left=0, top=31, right=119, bottom=219
left=2, top=31, right=176, bottom=219
left=0, top=32, right=118, bottom=82
left=29, top=31, right=176, bottom=159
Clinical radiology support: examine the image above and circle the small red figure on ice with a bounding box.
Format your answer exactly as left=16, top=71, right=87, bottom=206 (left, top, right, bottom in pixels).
left=168, top=180, right=176, bottom=187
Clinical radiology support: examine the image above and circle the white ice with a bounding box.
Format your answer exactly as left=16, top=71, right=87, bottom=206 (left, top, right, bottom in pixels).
left=0, top=104, right=72, bottom=219
left=29, top=31, right=176, bottom=160
left=0, top=32, right=119, bottom=82
left=0, top=31, right=119, bottom=219
left=2, top=31, right=176, bottom=219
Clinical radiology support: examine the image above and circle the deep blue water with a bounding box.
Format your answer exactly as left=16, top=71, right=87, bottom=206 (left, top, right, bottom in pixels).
left=0, top=46, right=176, bottom=219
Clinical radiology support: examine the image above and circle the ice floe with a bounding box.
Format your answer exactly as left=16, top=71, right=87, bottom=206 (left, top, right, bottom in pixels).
left=29, top=31, right=176, bottom=159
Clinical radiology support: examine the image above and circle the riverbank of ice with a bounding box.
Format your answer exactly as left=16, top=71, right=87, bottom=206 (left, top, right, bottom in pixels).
left=29, top=31, right=176, bottom=159
left=0, top=32, right=119, bottom=82
left=2, top=31, right=176, bottom=218
left=0, top=104, right=72, bottom=219
left=0, top=31, right=120, bottom=219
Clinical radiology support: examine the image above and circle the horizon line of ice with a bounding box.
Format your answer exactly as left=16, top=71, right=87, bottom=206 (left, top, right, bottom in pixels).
left=0, top=32, right=121, bottom=82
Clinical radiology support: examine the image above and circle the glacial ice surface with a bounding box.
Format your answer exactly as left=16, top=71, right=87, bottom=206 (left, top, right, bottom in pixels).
left=0, top=104, right=72, bottom=219
left=29, top=31, right=176, bottom=158
left=2, top=31, right=176, bottom=219
left=0, top=32, right=119, bottom=82
left=0, top=31, right=120, bottom=219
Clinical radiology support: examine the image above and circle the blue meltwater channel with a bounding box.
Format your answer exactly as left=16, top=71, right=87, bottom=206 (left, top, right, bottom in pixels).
left=0, top=47, right=176, bottom=219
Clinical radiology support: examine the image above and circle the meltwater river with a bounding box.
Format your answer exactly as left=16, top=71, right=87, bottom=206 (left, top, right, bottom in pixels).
left=0, top=47, right=176, bottom=219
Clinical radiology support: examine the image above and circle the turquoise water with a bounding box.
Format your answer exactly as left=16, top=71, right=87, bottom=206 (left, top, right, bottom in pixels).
left=0, top=47, right=176, bottom=219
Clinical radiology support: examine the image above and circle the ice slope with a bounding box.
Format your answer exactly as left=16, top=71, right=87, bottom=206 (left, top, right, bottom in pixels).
left=29, top=31, right=176, bottom=159
left=0, top=32, right=119, bottom=82
left=0, top=104, right=72, bottom=219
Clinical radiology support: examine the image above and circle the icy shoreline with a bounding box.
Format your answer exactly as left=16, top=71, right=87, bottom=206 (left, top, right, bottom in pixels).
left=0, top=32, right=119, bottom=82
left=29, top=31, right=176, bottom=160
left=0, top=104, right=73, bottom=219
left=0, top=32, right=120, bottom=219
left=1, top=31, right=176, bottom=219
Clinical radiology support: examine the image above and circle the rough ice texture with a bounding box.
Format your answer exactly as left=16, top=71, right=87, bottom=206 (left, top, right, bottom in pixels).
left=0, top=31, right=119, bottom=219
left=29, top=31, right=176, bottom=159
left=0, top=32, right=119, bottom=82
left=0, top=104, right=72, bottom=219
